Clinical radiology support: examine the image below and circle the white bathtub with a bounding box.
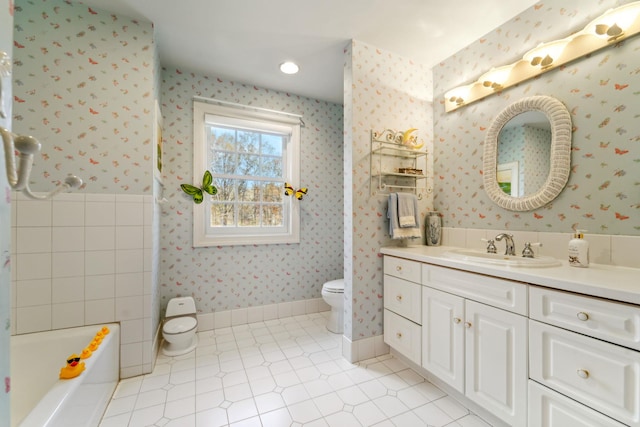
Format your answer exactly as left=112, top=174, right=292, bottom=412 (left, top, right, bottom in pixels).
left=10, top=324, right=120, bottom=427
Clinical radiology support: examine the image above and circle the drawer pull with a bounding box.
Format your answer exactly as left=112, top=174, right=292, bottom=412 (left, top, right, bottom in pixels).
left=576, top=312, right=589, bottom=321
left=453, top=317, right=461, bottom=324
left=396, top=332, right=403, bottom=339
left=396, top=295, right=403, bottom=302
left=577, top=369, right=589, bottom=379
left=464, top=322, right=472, bottom=329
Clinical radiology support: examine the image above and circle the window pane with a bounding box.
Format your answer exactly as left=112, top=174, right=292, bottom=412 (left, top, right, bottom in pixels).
left=262, top=182, right=282, bottom=203
left=212, top=178, right=236, bottom=201
left=237, top=130, right=260, bottom=153
left=211, top=150, right=237, bottom=175
left=261, top=134, right=283, bottom=156
left=237, top=153, right=260, bottom=175
left=262, top=204, right=283, bottom=226
left=209, top=126, right=235, bottom=151
left=238, top=180, right=260, bottom=202
left=210, top=203, right=235, bottom=226
left=260, top=156, right=282, bottom=178
left=238, top=204, right=260, bottom=226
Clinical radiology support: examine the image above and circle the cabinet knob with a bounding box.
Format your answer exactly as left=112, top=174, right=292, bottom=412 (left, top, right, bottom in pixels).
left=453, top=317, right=462, bottom=324
left=396, top=266, right=402, bottom=272
left=396, top=332, right=402, bottom=339
left=577, top=369, right=589, bottom=379
left=396, top=295, right=403, bottom=302
left=576, top=312, right=589, bottom=321
left=464, top=322, right=472, bottom=329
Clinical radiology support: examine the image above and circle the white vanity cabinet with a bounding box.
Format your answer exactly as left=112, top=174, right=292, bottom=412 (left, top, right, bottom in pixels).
left=383, top=256, right=422, bottom=365
left=529, top=286, right=640, bottom=427
left=422, top=264, right=528, bottom=427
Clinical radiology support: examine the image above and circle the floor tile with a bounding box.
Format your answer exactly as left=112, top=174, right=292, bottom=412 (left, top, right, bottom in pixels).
left=99, top=312, right=491, bottom=427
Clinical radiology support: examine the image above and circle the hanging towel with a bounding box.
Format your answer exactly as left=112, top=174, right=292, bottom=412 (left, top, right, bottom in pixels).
left=397, top=192, right=417, bottom=227
left=387, top=193, right=421, bottom=240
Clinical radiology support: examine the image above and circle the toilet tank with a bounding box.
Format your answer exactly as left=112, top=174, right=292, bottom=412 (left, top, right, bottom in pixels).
left=166, top=296, right=196, bottom=317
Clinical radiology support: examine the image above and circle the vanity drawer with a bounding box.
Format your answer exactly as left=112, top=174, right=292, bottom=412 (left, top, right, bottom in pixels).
left=384, top=275, right=421, bottom=324
left=384, top=309, right=421, bottom=365
left=384, top=256, right=421, bottom=284
left=422, top=264, right=527, bottom=315
left=530, top=320, right=640, bottom=426
left=528, top=381, right=626, bottom=427
left=530, top=286, right=640, bottom=351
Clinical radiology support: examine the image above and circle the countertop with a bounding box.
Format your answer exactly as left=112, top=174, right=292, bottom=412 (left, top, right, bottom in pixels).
left=380, top=245, right=640, bottom=305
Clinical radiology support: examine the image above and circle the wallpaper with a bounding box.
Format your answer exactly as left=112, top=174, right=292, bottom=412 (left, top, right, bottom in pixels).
left=0, top=0, right=12, bottom=423
left=159, top=68, right=344, bottom=313
left=12, top=0, right=155, bottom=194
left=433, top=0, right=639, bottom=235
left=345, top=40, right=433, bottom=340
left=498, top=125, right=551, bottom=196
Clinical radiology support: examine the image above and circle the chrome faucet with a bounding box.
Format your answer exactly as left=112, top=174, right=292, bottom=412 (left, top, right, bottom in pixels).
left=495, top=233, right=515, bottom=256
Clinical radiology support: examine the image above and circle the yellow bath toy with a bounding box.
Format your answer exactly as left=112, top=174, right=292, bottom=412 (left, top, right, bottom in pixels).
left=95, top=331, right=104, bottom=340
left=59, top=354, right=85, bottom=379
left=88, top=340, right=100, bottom=351
left=80, top=347, right=92, bottom=359
left=101, top=326, right=110, bottom=335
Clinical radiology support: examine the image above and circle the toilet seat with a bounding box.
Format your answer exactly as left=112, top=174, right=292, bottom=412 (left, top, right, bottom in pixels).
left=322, top=279, right=344, bottom=293
left=163, top=316, right=197, bottom=335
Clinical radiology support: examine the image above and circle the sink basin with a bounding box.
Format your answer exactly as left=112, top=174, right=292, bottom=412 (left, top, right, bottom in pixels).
left=443, top=249, right=561, bottom=268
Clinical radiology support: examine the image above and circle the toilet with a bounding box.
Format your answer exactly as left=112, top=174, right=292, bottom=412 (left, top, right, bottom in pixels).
left=321, top=279, right=344, bottom=333
left=162, top=296, right=198, bottom=356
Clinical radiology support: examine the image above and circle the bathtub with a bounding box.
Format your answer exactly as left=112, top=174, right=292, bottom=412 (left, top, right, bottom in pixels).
left=10, top=324, right=119, bottom=427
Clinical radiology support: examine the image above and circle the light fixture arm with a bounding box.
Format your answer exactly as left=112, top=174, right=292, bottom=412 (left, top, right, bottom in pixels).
left=1, top=127, right=83, bottom=199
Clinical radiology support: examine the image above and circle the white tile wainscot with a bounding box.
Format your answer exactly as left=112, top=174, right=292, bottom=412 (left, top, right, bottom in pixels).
left=381, top=244, right=640, bottom=427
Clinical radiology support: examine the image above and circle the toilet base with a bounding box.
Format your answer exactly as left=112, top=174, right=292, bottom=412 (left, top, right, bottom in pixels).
left=326, top=308, right=343, bottom=334
left=162, top=334, right=198, bottom=357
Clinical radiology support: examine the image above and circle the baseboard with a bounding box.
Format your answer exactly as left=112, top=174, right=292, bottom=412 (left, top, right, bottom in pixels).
left=341, top=334, right=390, bottom=363
left=196, top=297, right=330, bottom=331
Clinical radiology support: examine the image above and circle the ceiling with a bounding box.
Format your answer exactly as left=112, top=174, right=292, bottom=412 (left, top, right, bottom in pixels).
left=78, top=0, right=539, bottom=104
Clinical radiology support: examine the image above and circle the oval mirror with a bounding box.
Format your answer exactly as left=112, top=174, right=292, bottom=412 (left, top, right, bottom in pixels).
left=483, top=96, right=571, bottom=211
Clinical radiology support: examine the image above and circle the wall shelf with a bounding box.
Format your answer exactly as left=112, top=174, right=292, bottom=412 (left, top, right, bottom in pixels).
left=370, top=129, right=427, bottom=198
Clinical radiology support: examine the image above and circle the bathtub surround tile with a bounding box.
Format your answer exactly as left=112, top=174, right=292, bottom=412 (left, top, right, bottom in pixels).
left=52, top=199, right=85, bottom=227
left=16, top=252, right=52, bottom=281
left=85, top=226, right=116, bottom=251
left=115, top=249, right=144, bottom=274
left=52, top=226, right=84, bottom=252
left=85, top=299, right=116, bottom=324
left=85, top=274, right=116, bottom=300
left=16, top=278, right=52, bottom=307
left=52, top=276, right=84, bottom=303
left=116, top=226, right=144, bottom=250
left=115, top=272, right=144, bottom=297
left=85, top=202, right=116, bottom=226
left=16, top=199, right=52, bottom=227
left=16, top=305, right=52, bottom=334
left=115, top=200, right=144, bottom=226
left=52, top=251, right=85, bottom=278
left=16, top=226, right=52, bottom=253
left=52, top=301, right=85, bottom=329
left=102, top=312, right=472, bottom=427
left=86, top=250, right=116, bottom=276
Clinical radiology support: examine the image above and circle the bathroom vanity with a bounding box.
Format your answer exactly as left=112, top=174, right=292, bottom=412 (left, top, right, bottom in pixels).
left=380, top=245, right=640, bottom=427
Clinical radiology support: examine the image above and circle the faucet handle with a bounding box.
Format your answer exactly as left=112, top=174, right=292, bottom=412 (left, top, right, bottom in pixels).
left=481, top=238, right=497, bottom=254
left=522, top=242, right=542, bottom=258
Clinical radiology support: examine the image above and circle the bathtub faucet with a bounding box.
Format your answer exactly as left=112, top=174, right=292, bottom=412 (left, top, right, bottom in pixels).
left=495, top=233, right=515, bottom=256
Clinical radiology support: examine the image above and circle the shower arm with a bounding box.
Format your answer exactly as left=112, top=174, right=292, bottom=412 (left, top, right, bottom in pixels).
left=1, top=127, right=83, bottom=199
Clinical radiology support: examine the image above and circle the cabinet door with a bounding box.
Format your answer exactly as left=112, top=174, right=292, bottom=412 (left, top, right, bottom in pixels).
left=465, top=300, right=528, bottom=427
left=422, top=286, right=464, bottom=393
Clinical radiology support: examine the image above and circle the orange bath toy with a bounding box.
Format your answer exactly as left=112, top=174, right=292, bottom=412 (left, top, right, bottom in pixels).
left=80, top=347, right=92, bottom=359
left=59, top=354, right=85, bottom=379
left=101, top=326, right=110, bottom=335
left=88, top=340, right=100, bottom=351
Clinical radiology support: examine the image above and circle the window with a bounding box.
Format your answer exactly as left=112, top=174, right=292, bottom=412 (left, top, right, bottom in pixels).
left=192, top=100, right=301, bottom=246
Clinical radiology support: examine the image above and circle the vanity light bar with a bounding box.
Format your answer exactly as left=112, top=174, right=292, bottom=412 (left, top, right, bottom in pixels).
left=444, top=1, right=640, bottom=112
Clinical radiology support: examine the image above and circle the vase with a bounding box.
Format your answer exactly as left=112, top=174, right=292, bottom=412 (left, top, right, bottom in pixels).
left=426, top=211, right=441, bottom=246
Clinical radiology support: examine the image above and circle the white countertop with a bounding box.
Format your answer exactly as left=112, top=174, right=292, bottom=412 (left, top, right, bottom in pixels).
left=380, top=245, right=640, bottom=305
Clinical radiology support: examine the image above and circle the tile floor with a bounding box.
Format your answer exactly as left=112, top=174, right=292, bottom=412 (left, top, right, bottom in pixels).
left=100, top=312, right=491, bottom=427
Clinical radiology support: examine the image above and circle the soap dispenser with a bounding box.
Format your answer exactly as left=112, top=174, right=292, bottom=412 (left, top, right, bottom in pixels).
left=568, top=230, right=589, bottom=268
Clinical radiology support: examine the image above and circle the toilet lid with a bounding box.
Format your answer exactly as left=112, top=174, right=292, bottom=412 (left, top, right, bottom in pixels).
left=323, top=279, right=344, bottom=292
left=163, top=317, right=197, bottom=334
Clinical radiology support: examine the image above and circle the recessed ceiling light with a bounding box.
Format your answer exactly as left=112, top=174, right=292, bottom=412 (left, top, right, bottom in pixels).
left=280, top=61, right=299, bottom=75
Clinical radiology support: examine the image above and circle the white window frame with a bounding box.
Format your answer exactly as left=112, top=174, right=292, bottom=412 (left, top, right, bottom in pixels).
left=192, top=100, right=301, bottom=247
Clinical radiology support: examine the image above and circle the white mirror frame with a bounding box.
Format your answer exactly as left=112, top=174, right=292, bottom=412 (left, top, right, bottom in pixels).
left=483, top=95, right=572, bottom=211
